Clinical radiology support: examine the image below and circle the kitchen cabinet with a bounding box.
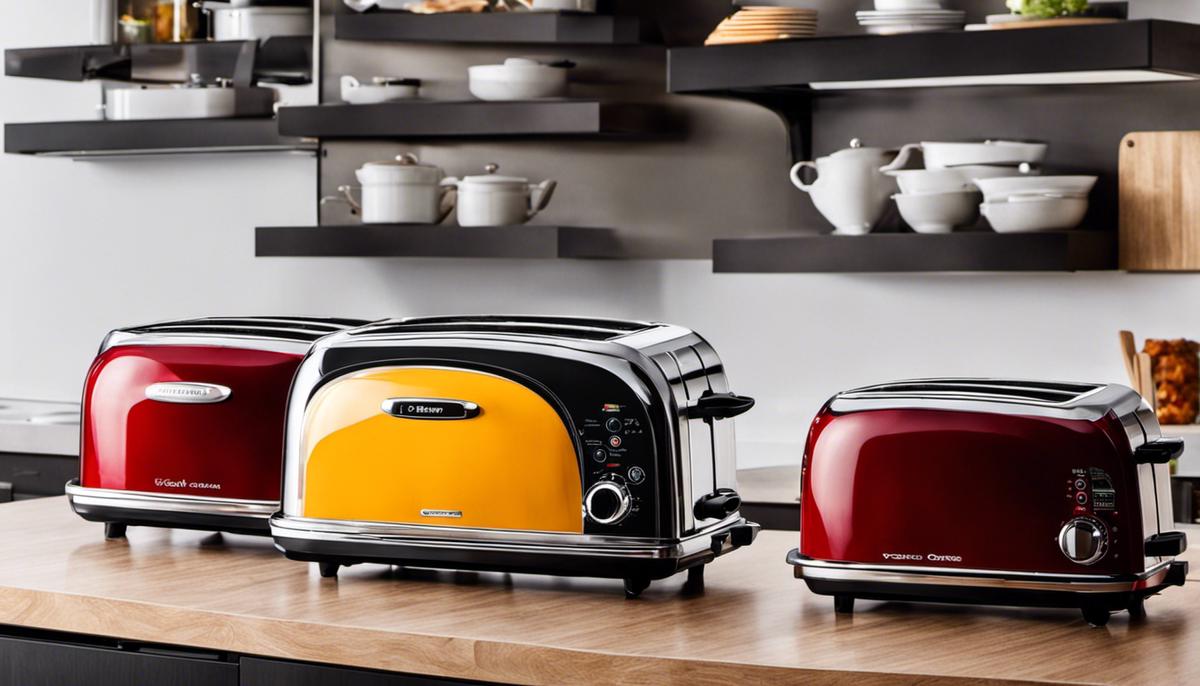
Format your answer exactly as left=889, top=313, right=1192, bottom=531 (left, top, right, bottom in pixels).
left=5, top=119, right=315, bottom=158
left=0, top=628, right=237, bottom=686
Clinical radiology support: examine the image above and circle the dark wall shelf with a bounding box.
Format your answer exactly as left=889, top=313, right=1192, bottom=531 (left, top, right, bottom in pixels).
left=669, top=20, right=1200, bottom=94
left=277, top=100, right=661, bottom=139
left=256, top=225, right=621, bottom=259
left=336, top=10, right=643, bottom=45
left=4, top=38, right=312, bottom=85
left=712, top=231, right=1117, bottom=273
left=5, top=118, right=316, bottom=157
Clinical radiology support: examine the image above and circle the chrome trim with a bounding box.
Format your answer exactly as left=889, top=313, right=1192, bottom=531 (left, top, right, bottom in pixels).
left=271, top=512, right=749, bottom=560
left=381, top=398, right=480, bottom=421
left=101, top=331, right=315, bottom=355
left=65, top=480, right=278, bottom=518
left=1058, top=517, right=1107, bottom=566
left=789, top=554, right=1177, bottom=594
left=584, top=481, right=632, bottom=525
left=145, top=382, right=232, bottom=404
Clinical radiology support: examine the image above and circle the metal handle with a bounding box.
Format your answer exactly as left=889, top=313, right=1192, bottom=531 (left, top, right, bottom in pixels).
left=687, top=392, right=755, bottom=421
left=1135, top=437, right=1185, bottom=464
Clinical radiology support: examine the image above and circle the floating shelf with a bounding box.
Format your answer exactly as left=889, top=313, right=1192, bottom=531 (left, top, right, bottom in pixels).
left=4, top=38, right=312, bottom=85
left=256, top=225, right=621, bottom=259
left=712, top=231, right=1117, bottom=273
left=669, top=20, right=1200, bottom=94
left=5, top=118, right=316, bottom=157
left=277, top=100, right=661, bottom=139
left=336, top=10, right=643, bottom=45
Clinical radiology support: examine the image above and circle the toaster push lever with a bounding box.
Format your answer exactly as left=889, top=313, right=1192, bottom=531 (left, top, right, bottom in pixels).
left=1134, top=437, right=1185, bottom=464
left=1146, top=531, right=1188, bottom=557
left=695, top=488, right=741, bottom=520
left=687, top=392, right=756, bottom=421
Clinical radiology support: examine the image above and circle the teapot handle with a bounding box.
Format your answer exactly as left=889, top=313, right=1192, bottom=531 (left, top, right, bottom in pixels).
left=789, top=162, right=819, bottom=192
left=528, top=179, right=557, bottom=219
left=320, top=185, right=361, bottom=215
left=880, top=143, right=921, bottom=173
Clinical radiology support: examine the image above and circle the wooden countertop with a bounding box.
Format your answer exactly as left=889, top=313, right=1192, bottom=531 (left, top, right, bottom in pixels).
left=1, top=498, right=1199, bottom=685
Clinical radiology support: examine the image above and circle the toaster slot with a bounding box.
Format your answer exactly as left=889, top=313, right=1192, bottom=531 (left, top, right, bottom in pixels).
left=670, top=348, right=719, bottom=524
left=650, top=352, right=695, bottom=533
left=692, top=341, right=738, bottom=493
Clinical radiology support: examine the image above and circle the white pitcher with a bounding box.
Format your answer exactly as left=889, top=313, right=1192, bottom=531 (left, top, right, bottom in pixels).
left=790, top=139, right=902, bottom=235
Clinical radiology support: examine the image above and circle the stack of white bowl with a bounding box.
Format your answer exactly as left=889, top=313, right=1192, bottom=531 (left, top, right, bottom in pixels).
left=857, top=0, right=966, bottom=35
left=977, top=176, right=1098, bottom=233
left=887, top=140, right=1049, bottom=234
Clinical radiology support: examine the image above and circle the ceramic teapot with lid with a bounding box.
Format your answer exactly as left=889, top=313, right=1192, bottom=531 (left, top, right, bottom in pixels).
left=323, top=153, right=455, bottom=225
left=789, top=139, right=903, bottom=235
left=442, top=163, right=557, bottom=227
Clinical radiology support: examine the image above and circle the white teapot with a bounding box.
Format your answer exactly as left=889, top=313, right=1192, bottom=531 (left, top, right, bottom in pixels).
left=442, top=164, right=557, bottom=227
left=789, top=139, right=902, bottom=235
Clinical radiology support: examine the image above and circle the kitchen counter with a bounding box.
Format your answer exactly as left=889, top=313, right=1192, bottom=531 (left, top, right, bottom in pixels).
left=1, top=498, right=1199, bottom=684
left=0, top=398, right=79, bottom=456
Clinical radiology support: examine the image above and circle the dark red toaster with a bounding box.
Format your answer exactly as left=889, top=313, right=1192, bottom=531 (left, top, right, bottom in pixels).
left=67, top=316, right=371, bottom=539
left=789, top=379, right=1188, bottom=626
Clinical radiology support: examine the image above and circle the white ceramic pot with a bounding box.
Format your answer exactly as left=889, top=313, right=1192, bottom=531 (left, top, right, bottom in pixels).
left=893, top=190, right=981, bottom=233
left=341, top=76, right=421, bottom=105
left=106, top=85, right=251, bottom=120
left=468, top=58, right=573, bottom=101
left=444, top=164, right=557, bottom=227
left=327, top=154, right=455, bottom=225
left=973, top=175, right=1098, bottom=203
left=206, top=5, right=312, bottom=40
left=981, top=195, right=1089, bottom=233
left=888, top=165, right=1040, bottom=194
left=882, top=140, right=1048, bottom=171
left=789, top=139, right=903, bottom=235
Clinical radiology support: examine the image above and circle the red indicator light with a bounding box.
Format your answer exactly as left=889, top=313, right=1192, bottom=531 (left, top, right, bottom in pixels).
left=606, top=463, right=621, bottom=468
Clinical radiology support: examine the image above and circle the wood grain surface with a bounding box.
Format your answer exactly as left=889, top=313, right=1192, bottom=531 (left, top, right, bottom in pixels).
left=0, top=497, right=1197, bottom=685
left=1119, top=131, right=1200, bottom=271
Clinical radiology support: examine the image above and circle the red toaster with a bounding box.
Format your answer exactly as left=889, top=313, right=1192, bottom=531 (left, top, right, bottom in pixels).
left=66, top=317, right=371, bottom=539
left=789, top=379, right=1188, bottom=626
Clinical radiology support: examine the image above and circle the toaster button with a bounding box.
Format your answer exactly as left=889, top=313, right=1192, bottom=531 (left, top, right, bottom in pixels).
left=605, top=417, right=624, bottom=433
left=1075, top=492, right=1089, bottom=506
left=1058, top=517, right=1107, bottom=566
left=627, top=466, right=646, bottom=484
left=591, top=448, right=608, bottom=463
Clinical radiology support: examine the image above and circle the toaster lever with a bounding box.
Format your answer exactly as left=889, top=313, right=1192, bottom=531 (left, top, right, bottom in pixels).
left=1146, top=531, right=1188, bottom=557
left=1134, top=437, right=1185, bottom=464
left=687, top=392, right=756, bottom=421
left=695, top=488, right=741, bottom=520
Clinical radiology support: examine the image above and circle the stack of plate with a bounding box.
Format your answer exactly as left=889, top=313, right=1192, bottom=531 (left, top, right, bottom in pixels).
left=704, top=6, right=818, bottom=46
left=856, top=8, right=965, bottom=35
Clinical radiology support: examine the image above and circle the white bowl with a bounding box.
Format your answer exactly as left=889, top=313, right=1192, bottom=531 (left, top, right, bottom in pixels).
left=341, top=76, right=420, bottom=105
left=874, top=0, right=943, bottom=9
left=893, top=190, right=981, bottom=234
left=920, top=140, right=1048, bottom=169
left=981, top=196, right=1088, bottom=233
left=531, top=0, right=597, bottom=11
left=468, top=58, right=570, bottom=101
left=973, top=175, right=1098, bottom=203
left=889, top=169, right=973, bottom=195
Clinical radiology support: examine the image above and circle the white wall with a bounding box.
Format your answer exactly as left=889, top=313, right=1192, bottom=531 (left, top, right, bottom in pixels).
left=5, top=1, right=1200, bottom=470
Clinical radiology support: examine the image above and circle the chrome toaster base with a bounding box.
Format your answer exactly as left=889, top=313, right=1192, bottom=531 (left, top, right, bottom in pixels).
left=272, top=514, right=760, bottom=598
left=65, top=480, right=276, bottom=538
left=787, top=549, right=1188, bottom=626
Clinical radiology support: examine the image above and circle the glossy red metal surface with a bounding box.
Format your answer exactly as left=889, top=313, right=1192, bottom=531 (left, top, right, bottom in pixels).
left=81, top=345, right=301, bottom=501
left=799, top=406, right=1146, bottom=576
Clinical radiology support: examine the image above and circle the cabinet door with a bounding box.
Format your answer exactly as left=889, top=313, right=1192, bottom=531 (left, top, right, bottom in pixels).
left=0, top=634, right=237, bottom=686
left=241, top=657, right=493, bottom=686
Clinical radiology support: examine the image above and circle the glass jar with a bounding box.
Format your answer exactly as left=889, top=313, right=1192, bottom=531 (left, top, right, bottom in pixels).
left=154, top=0, right=200, bottom=42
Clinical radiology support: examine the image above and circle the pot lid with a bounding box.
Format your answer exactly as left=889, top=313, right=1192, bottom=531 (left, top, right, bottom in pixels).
left=362, top=153, right=438, bottom=169
left=462, top=163, right=528, bottom=185
left=827, top=138, right=895, bottom=158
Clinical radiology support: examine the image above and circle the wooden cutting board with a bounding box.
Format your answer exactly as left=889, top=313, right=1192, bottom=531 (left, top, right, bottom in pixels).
left=1119, top=131, right=1200, bottom=271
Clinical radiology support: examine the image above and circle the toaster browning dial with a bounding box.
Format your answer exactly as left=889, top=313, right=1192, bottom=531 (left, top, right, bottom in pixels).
left=1058, top=517, right=1108, bottom=566
left=585, top=480, right=632, bottom=525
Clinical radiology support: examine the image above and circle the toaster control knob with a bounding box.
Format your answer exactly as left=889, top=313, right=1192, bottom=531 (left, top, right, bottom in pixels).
left=1058, top=517, right=1107, bottom=566
left=585, top=481, right=632, bottom=526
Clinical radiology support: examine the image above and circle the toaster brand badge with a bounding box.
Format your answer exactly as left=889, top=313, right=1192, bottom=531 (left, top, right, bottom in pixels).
left=883, top=552, right=963, bottom=563
left=420, top=509, right=463, bottom=519
left=145, top=382, right=232, bottom=404
left=154, top=477, right=221, bottom=491
left=382, top=398, right=481, bottom=421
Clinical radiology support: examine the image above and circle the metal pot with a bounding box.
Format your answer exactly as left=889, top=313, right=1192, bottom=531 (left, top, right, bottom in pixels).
left=201, top=3, right=313, bottom=41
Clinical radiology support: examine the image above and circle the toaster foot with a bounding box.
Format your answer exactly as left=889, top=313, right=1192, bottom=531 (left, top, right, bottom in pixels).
left=1127, top=597, right=1146, bottom=620
left=684, top=564, right=705, bottom=593
left=318, top=561, right=340, bottom=579
left=1081, top=605, right=1111, bottom=627
left=103, top=523, right=127, bottom=539
left=833, top=595, right=855, bottom=615
left=624, top=576, right=651, bottom=599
